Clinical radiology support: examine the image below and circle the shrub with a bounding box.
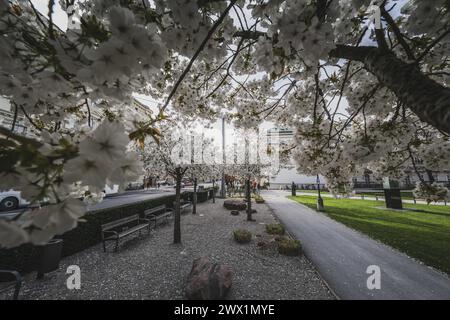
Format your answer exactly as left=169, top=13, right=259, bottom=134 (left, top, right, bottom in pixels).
left=277, top=239, right=302, bottom=256
left=265, top=223, right=285, bottom=235
left=233, top=229, right=252, bottom=244
left=254, top=195, right=265, bottom=203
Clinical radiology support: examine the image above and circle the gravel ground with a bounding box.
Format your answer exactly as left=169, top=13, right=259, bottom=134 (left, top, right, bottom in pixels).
left=1, top=199, right=334, bottom=300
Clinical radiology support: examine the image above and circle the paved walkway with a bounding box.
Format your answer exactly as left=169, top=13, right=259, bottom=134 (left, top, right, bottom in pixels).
left=262, top=190, right=450, bottom=300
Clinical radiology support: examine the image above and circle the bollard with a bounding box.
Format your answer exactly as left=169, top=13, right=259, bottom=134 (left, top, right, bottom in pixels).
left=317, top=197, right=325, bottom=211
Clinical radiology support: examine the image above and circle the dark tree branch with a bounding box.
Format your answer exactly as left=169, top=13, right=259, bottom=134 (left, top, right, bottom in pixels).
left=11, top=102, right=18, bottom=132
left=85, top=99, right=92, bottom=127
left=380, top=7, right=415, bottom=60
left=20, top=106, right=42, bottom=131
left=375, top=28, right=389, bottom=51
left=205, top=37, right=244, bottom=99
left=161, top=0, right=238, bottom=111
left=330, top=45, right=450, bottom=134
left=47, top=0, right=56, bottom=39
left=233, top=30, right=266, bottom=40
left=408, top=147, right=427, bottom=185
left=416, top=28, right=450, bottom=62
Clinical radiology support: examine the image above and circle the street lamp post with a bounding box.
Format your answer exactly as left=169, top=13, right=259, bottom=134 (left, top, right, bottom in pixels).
left=316, top=174, right=324, bottom=211
left=212, top=178, right=216, bottom=203
left=220, top=117, right=226, bottom=198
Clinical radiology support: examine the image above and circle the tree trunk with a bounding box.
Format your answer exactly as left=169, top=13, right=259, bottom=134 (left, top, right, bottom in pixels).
left=246, top=178, right=252, bottom=221
left=174, top=169, right=182, bottom=244
left=212, top=179, right=216, bottom=203
left=330, top=45, right=450, bottom=134
left=426, top=170, right=435, bottom=183
left=192, top=177, right=197, bottom=214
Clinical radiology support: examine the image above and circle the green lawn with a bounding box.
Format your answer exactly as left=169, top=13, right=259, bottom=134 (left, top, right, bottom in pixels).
left=288, top=195, right=450, bottom=275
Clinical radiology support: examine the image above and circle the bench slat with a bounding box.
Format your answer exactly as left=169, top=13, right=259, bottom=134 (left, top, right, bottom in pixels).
left=149, top=212, right=172, bottom=220
left=144, top=205, right=167, bottom=215
left=118, top=223, right=149, bottom=237
left=101, top=214, right=140, bottom=231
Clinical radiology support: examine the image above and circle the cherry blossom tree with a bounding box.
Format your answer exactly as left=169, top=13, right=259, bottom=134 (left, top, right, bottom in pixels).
left=187, top=134, right=217, bottom=214
left=224, top=132, right=266, bottom=221
left=141, top=129, right=189, bottom=244
left=1, top=0, right=449, bottom=247
left=141, top=127, right=219, bottom=243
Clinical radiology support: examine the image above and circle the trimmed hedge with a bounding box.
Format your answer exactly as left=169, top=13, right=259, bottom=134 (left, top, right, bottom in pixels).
left=187, top=187, right=218, bottom=203
left=0, top=192, right=191, bottom=273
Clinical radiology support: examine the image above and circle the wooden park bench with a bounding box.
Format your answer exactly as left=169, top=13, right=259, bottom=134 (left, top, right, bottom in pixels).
left=179, top=201, right=192, bottom=213
left=101, top=214, right=150, bottom=252
left=0, top=270, right=22, bottom=300
left=144, top=205, right=173, bottom=228
left=172, top=201, right=192, bottom=214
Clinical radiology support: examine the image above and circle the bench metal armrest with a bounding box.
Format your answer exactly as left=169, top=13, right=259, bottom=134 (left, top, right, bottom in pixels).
left=0, top=270, right=22, bottom=283
left=0, top=270, right=22, bottom=300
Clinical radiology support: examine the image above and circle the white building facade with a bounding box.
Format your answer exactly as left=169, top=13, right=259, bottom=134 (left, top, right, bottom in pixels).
left=266, top=127, right=450, bottom=190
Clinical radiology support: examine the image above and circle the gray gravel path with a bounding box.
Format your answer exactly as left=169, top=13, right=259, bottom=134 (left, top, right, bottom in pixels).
left=263, top=190, right=450, bottom=300
left=2, top=198, right=334, bottom=300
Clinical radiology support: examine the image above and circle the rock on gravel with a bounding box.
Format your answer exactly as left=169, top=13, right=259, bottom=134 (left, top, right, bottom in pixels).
left=185, top=256, right=232, bottom=300
left=223, top=200, right=247, bottom=211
